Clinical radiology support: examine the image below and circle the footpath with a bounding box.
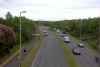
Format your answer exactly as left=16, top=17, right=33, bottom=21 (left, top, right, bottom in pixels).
left=0, top=36, right=37, bottom=67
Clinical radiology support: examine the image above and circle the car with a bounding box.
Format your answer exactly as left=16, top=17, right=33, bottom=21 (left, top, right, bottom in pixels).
left=64, top=37, right=70, bottom=43
left=43, top=30, right=46, bottom=33
left=72, top=47, right=81, bottom=55
left=61, top=33, right=64, bottom=37
left=62, top=30, right=66, bottom=34
left=77, top=43, right=84, bottom=48
left=44, top=33, right=48, bottom=36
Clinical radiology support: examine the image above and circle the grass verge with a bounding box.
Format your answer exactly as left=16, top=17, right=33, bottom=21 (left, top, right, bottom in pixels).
left=21, top=34, right=43, bottom=67
left=83, top=40, right=97, bottom=52
left=0, top=45, right=20, bottom=64
left=0, top=42, right=29, bottom=65
left=69, top=34, right=97, bottom=52
left=0, top=30, right=39, bottom=65
left=55, top=32, right=78, bottom=67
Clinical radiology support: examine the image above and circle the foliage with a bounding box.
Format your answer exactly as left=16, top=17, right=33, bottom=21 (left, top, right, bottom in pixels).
left=45, top=17, right=99, bottom=50
left=0, top=12, right=37, bottom=58
left=0, top=24, right=15, bottom=57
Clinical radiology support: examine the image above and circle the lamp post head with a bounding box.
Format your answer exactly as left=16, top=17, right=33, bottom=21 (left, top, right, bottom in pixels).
left=20, top=11, right=27, bottom=13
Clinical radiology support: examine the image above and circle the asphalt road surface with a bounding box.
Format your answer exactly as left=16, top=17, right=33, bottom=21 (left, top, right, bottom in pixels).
left=61, top=33, right=99, bottom=67
left=31, top=31, right=68, bottom=67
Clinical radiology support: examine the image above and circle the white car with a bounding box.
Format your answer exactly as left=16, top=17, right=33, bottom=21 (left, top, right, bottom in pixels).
left=43, top=30, right=46, bottom=33
left=64, top=37, right=70, bottom=43
left=77, top=43, right=84, bottom=48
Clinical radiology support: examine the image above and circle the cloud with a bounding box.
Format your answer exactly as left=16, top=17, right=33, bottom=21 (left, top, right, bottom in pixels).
left=0, top=0, right=100, bottom=20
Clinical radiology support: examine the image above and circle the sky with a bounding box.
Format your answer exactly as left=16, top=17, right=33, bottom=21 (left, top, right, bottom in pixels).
left=0, top=0, right=100, bottom=21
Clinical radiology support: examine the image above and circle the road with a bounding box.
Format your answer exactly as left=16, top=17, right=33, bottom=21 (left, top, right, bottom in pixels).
left=3, top=26, right=99, bottom=67
left=31, top=30, right=68, bottom=67
left=61, top=33, right=99, bottom=67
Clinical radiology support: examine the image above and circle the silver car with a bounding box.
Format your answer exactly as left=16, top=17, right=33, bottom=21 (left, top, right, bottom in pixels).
left=72, top=48, right=81, bottom=55
left=77, top=43, right=84, bottom=48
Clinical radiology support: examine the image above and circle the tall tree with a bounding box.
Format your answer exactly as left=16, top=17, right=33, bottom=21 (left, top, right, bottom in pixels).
left=0, top=18, right=5, bottom=24
left=5, top=12, right=13, bottom=26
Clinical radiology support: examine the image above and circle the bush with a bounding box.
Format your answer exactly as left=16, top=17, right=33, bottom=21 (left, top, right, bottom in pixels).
left=0, top=24, right=15, bottom=57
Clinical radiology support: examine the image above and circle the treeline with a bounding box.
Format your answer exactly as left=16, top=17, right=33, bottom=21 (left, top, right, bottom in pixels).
left=43, top=17, right=99, bottom=50
left=0, top=12, right=37, bottom=57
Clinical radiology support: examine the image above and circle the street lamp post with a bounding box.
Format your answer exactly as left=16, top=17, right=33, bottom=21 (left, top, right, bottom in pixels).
left=80, top=19, right=82, bottom=40
left=19, top=11, right=26, bottom=67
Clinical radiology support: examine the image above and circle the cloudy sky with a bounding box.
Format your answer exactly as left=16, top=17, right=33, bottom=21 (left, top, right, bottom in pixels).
left=0, top=0, right=100, bottom=21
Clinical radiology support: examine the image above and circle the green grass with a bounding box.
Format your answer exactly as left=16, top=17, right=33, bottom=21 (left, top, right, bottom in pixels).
left=69, top=34, right=97, bottom=52
left=0, top=32, right=38, bottom=65
left=21, top=34, right=44, bottom=67
left=83, top=40, right=97, bottom=52
left=0, top=29, right=39, bottom=65
left=55, top=32, right=78, bottom=67
left=0, top=42, right=28, bottom=65
left=0, top=44, right=20, bottom=64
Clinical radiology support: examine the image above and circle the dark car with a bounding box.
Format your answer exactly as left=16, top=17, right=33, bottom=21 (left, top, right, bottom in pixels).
left=72, top=48, right=81, bottom=55
left=62, top=30, right=66, bottom=34
left=44, top=33, right=48, bottom=36
left=43, top=30, right=46, bottom=33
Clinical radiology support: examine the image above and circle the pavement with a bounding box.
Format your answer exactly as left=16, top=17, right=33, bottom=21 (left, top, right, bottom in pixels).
left=1, top=36, right=37, bottom=67
left=61, top=33, right=99, bottom=67
left=31, top=30, right=69, bottom=67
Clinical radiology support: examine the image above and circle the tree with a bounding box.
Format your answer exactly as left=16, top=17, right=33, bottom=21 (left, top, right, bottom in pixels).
left=0, top=18, right=5, bottom=24
left=0, top=24, right=15, bottom=57
left=0, top=12, right=37, bottom=58
left=5, top=12, right=13, bottom=26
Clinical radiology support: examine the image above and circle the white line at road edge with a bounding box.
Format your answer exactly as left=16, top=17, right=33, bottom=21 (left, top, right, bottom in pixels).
left=31, top=39, right=45, bottom=67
